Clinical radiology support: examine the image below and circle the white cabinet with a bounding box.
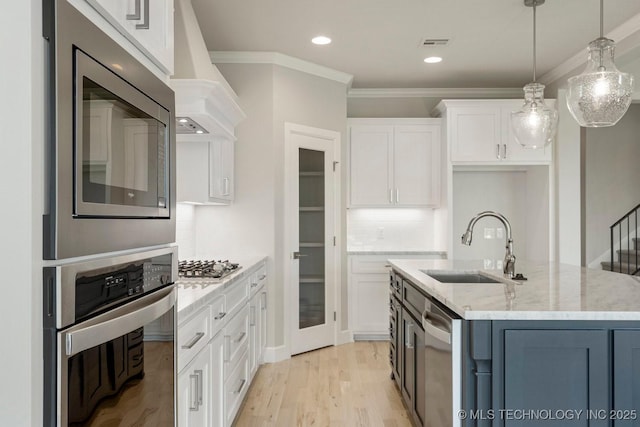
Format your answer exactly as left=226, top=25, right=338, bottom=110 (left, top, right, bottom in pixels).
left=348, top=119, right=441, bottom=208
left=434, top=100, right=553, bottom=164
left=348, top=253, right=445, bottom=339
left=177, top=137, right=235, bottom=205
left=249, top=264, right=267, bottom=379
left=85, top=0, right=174, bottom=74
left=178, top=329, right=212, bottom=427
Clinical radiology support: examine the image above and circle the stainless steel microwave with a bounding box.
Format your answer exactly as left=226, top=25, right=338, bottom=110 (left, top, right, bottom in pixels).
left=43, top=0, right=176, bottom=260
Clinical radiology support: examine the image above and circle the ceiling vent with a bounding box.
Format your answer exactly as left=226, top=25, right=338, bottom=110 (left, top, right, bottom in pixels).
left=421, top=38, right=449, bottom=47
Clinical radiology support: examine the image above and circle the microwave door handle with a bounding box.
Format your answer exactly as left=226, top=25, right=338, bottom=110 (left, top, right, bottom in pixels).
left=422, top=310, right=452, bottom=345
left=64, top=287, right=175, bottom=357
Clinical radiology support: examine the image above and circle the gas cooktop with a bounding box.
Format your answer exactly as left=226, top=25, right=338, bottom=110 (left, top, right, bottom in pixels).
left=177, top=260, right=242, bottom=280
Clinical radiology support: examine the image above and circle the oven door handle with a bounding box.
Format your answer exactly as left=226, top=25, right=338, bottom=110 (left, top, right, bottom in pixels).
left=64, top=287, right=176, bottom=357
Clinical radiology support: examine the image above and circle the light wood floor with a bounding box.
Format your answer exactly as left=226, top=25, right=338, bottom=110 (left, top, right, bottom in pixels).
left=233, top=341, right=412, bottom=427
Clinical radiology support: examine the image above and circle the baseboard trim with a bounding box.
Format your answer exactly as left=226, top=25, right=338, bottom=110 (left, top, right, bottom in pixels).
left=263, top=345, right=290, bottom=363
left=336, top=329, right=353, bottom=346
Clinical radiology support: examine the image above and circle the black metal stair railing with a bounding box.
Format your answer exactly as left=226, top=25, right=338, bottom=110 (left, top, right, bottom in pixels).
left=610, top=203, right=640, bottom=275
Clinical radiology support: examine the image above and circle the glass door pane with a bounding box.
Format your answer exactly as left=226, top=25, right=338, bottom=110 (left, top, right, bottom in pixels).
left=298, top=148, right=325, bottom=329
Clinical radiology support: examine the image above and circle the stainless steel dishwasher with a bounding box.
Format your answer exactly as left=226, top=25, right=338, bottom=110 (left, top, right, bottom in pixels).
left=422, top=297, right=462, bottom=427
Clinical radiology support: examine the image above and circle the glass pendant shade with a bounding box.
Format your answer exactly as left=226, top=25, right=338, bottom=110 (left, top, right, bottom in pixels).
left=566, top=38, right=634, bottom=127
left=511, top=82, right=558, bottom=149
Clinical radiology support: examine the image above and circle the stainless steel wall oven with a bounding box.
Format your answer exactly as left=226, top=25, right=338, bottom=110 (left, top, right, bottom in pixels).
left=43, top=247, right=178, bottom=426
left=43, top=0, right=176, bottom=259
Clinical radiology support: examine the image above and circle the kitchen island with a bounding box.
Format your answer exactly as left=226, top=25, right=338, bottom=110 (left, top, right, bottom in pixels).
left=388, top=258, right=640, bottom=427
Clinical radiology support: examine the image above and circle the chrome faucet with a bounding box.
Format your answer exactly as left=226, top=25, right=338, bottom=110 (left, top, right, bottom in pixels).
left=461, top=211, right=516, bottom=279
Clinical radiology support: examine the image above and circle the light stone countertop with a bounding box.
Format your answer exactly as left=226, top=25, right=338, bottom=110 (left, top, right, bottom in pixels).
left=389, top=258, right=640, bottom=321
left=347, top=250, right=447, bottom=256
left=175, top=255, right=267, bottom=321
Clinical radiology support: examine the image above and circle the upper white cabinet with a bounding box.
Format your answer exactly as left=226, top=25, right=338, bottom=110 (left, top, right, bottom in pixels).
left=348, top=119, right=441, bottom=208
left=85, top=0, right=174, bottom=74
left=434, top=100, right=554, bottom=164
left=177, top=137, right=235, bottom=205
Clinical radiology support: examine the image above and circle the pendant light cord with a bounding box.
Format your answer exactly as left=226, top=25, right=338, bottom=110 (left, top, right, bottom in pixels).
left=600, top=0, right=604, bottom=38
left=532, top=2, right=537, bottom=82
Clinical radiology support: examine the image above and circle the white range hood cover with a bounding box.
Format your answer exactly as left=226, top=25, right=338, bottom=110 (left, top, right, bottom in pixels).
left=170, top=0, right=245, bottom=140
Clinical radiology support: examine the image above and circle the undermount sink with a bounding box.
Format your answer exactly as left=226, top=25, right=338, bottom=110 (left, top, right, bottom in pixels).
left=421, top=269, right=501, bottom=284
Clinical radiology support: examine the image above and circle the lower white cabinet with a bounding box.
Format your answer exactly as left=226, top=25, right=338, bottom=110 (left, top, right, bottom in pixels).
left=178, top=341, right=212, bottom=427
left=348, top=253, right=445, bottom=339
left=178, top=261, right=268, bottom=427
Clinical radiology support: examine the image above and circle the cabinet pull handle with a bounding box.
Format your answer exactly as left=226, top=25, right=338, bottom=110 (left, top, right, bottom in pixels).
left=258, top=274, right=267, bottom=281
left=189, top=372, right=199, bottom=411
left=195, top=369, right=203, bottom=406
left=214, top=312, right=227, bottom=320
left=223, top=177, right=230, bottom=196
left=496, top=143, right=501, bottom=160
left=389, top=188, right=393, bottom=203
left=224, top=335, right=231, bottom=362
left=135, top=0, right=149, bottom=29
left=235, top=331, right=246, bottom=343
left=181, top=332, right=205, bottom=349
left=251, top=282, right=258, bottom=288
left=234, top=378, right=247, bottom=394
left=126, top=0, right=141, bottom=20
left=503, top=144, right=507, bottom=159
left=250, top=306, right=256, bottom=326
left=395, top=188, right=399, bottom=204
left=406, top=322, right=414, bottom=349
left=261, top=292, right=267, bottom=309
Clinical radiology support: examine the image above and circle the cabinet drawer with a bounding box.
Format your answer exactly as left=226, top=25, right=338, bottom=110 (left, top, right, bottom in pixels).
left=226, top=278, right=249, bottom=317
left=224, top=350, right=249, bottom=427
left=250, top=263, right=267, bottom=296
left=178, top=306, right=211, bottom=372
left=351, top=257, right=392, bottom=274
left=402, top=280, right=425, bottom=321
left=224, top=304, right=249, bottom=380
left=209, top=294, right=226, bottom=336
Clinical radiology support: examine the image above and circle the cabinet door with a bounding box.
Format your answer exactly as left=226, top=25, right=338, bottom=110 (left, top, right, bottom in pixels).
left=449, top=107, right=501, bottom=162
left=210, top=333, right=225, bottom=427
left=391, top=296, right=402, bottom=388
left=502, top=329, right=609, bottom=424
left=613, top=330, right=640, bottom=426
left=501, top=104, right=553, bottom=163
left=349, top=125, right=393, bottom=206
left=86, top=0, right=174, bottom=74
left=209, top=137, right=234, bottom=203
left=350, top=274, right=390, bottom=335
left=177, top=344, right=211, bottom=427
left=401, top=309, right=416, bottom=406
left=258, top=290, right=267, bottom=365
left=393, top=125, right=440, bottom=207
left=249, top=294, right=258, bottom=378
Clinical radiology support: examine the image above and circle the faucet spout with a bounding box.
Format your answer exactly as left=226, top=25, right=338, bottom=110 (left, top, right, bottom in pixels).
left=461, top=211, right=516, bottom=279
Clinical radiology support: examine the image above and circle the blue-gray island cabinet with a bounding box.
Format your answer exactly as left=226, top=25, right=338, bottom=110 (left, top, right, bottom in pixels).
left=388, top=259, right=640, bottom=427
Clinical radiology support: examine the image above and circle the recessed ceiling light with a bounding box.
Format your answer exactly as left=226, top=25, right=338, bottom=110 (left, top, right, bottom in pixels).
left=178, top=118, right=188, bottom=123
left=424, top=56, right=443, bottom=64
left=312, top=36, right=332, bottom=45
left=196, top=130, right=204, bottom=134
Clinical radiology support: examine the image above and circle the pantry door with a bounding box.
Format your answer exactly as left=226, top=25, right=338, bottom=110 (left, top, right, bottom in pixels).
left=285, top=123, right=339, bottom=356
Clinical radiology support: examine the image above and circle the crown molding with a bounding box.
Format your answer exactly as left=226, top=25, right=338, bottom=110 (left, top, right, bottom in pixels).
left=347, top=87, right=523, bottom=99
left=210, top=51, right=354, bottom=86
left=539, top=12, right=640, bottom=86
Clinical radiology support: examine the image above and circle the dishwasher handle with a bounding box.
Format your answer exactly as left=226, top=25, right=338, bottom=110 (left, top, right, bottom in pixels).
left=422, top=310, right=452, bottom=345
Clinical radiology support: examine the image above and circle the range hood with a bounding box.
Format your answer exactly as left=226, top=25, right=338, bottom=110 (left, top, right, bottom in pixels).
left=170, top=0, right=245, bottom=140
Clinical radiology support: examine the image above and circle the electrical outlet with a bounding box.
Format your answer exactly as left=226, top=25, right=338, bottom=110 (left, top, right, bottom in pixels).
left=496, top=260, right=503, bottom=270
left=483, top=259, right=494, bottom=269
left=377, top=227, right=384, bottom=240
left=484, top=227, right=495, bottom=239
left=496, top=227, right=504, bottom=239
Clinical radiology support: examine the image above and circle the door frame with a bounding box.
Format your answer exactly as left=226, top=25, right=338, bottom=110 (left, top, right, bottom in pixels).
left=283, top=122, right=341, bottom=357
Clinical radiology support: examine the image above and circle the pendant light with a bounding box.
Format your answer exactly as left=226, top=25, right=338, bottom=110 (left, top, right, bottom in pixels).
left=566, top=0, right=634, bottom=127
left=511, top=0, right=558, bottom=149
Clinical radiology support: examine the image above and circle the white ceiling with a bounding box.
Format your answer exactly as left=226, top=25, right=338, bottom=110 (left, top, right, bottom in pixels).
left=191, top=0, right=640, bottom=89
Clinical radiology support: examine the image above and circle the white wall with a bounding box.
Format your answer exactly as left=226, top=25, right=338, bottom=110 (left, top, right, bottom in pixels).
left=584, top=104, right=640, bottom=265
left=348, top=97, right=441, bottom=118
left=0, top=0, right=44, bottom=425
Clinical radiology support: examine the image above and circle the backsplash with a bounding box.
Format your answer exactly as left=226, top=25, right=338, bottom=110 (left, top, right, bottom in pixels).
left=176, top=203, right=196, bottom=259
left=347, top=208, right=445, bottom=251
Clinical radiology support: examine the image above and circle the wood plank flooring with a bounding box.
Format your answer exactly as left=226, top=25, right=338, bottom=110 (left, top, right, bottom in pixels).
left=233, top=342, right=412, bottom=427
